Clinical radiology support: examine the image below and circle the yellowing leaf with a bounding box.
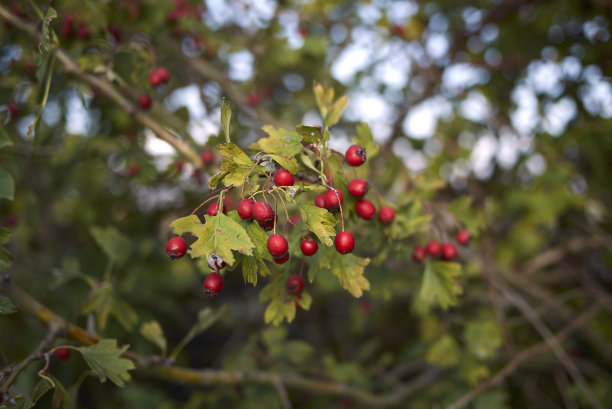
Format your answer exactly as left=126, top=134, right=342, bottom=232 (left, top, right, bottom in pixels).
left=419, top=261, right=463, bottom=310
left=266, top=154, right=299, bottom=174
left=221, top=99, right=231, bottom=143
left=464, top=320, right=503, bottom=360
left=217, top=143, right=256, bottom=187
left=252, top=126, right=303, bottom=157
left=170, top=213, right=254, bottom=266
left=326, top=95, right=348, bottom=127
left=260, top=275, right=298, bottom=325
left=297, top=203, right=337, bottom=246
left=77, top=339, right=135, bottom=387
left=312, top=82, right=348, bottom=127
left=140, top=321, right=167, bottom=355
left=327, top=251, right=370, bottom=297
left=426, top=335, right=460, bottom=367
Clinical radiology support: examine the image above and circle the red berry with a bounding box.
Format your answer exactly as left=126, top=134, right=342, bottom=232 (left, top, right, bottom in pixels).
left=138, top=94, right=153, bottom=110
left=7, top=100, right=19, bottom=119
left=378, top=206, right=395, bottom=224
left=128, top=162, right=140, bottom=176
left=324, top=188, right=343, bottom=212
left=355, top=199, right=376, bottom=220
left=258, top=217, right=274, bottom=231
left=245, top=91, right=262, bottom=107
left=204, top=272, right=224, bottom=295
left=3, top=214, right=17, bottom=228
left=149, top=71, right=162, bottom=87
left=347, top=179, right=368, bottom=198
left=206, top=201, right=226, bottom=216
left=157, top=67, right=170, bottom=83
left=267, top=234, right=288, bottom=257
left=237, top=199, right=255, bottom=220
left=252, top=201, right=274, bottom=223
left=345, top=145, right=366, bottom=167
left=274, top=252, right=289, bottom=264
left=456, top=229, right=471, bottom=245
left=108, top=25, right=122, bottom=41
left=442, top=243, right=458, bottom=260
left=412, top=245, right=426, bottom=263
left=175, top=160, right=185, bottom=172
left=274, top=169, right=294, bottom=187
left=76, top=23, right=91, bottom=40
left=335, top=231, right=355, bottom=254
left=201, top=150, right=215, bottom=165
left=314, top=193, right=326, bottom=208
left=55, top=348, right=71, bottom=361
left=426, top=240, right=441, bottom=258
left=166, top=237, right=187, bottom=259
left=300, top=238, right=318, bottom=256
left=391, top=24, right=405, bottom=36
left=286, top=275, right=305, bottom=295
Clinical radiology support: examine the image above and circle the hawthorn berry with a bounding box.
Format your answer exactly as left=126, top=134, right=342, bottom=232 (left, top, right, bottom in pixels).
left=286, top=275, right=305, bottom=295
left=456, top=229, right=471, bottom=245
left=378, top=206, right=395, bottom=224
left=55, top=348, right=71, bottom=361
left=348, top=179, right=368, bottom=198
left=76, top=23, right=91, bottom=40
left=345, top=145, right=366, bottom=167
left=137, top=94, right=153, bottom=110
left=335, top=231, right=355, bottom=254
left=7, top=100, right=19, bottom=119
left=426, top=240, right=441, bottom=258
left=267, top=234, right=289, bottom=257
left=355, top=199, right=376, bottom=220
left=412, top=245, right=426, bottom=263
left=201, top=150, right=215, bottom=165
left=253, top=201, right=274, bottom=223
left=300, top=238, right=318, bottom=256
left=206, top=201, right=226, bottom=216
left=149, top=67, right=170, bottom=86
left=274, top=252, right=289, bottom=264
left=258, top=217, right=274, bottom=231
left=204, top=272, right=224, bottom=295
left=442, top=243, right=458, bottom=260
left=314, top=193, right=326, bottom=208
left=274, top=169, right=294, bottom=187
left=237, top=199, right=255, bottom=220
left=128, top=162, right=140, bottom=176
left=166, top=237, right=187, bottom=259
left=324, top=188, right=343, bottom=212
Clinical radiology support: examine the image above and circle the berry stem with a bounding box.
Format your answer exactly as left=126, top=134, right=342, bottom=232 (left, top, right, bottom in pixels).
left=190, top=186, right=228, bottom=215
left=241, top=153, right=265, bottom=199
left=275, top=191, right=305, bottom=239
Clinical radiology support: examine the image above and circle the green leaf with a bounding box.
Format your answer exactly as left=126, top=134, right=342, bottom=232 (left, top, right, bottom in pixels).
left=327, top=250, right=370, bottom=297
left=353, top=122, right=380, bottom=159
left=140, top=321, right=167, bottom=355
left=221, top=99, right=231, bottom=143
left=170, top=213, right=254, bottom=266
left=0, top=296, right=16, bottom=314
left=40, top=7, right=58, bottom=55
left=297, top=203, right=337, bottom=246
left=326, top=95, right=348, bottom=127
left=418, top=261, right=463, bottom=310
left=0, top=167, right=15, bottom=200
left=0, top=124, right=12, bottom=149
left=265, top=154, right=299, bottom=175
left=82, top=283, right=138, bottom=331
left=296, top=125, right=322, bottom=144
left=260, top=275, right=297, bottom=325
left=448, top=196, right=485, bottom=238
left=0, top=227, right=12, bottom=270
left=251, top=126, right=303, bottom=157
left=30, top=378, right=55, bottom=408
left=170, top=305, right=231, bottom=359
left=388, top=201, right=432, bottom=240
left=217, top=143, right=256, bottom=188
left=464, top=320, right=503, bottom=360
left=312, top=82, right=348, bottom=127
left=76, top=339, right=135, bottom=387
left=474, top=390, right=510, bottom=409
left=89, top=226, right=131, bottom=264
left=425, top=335, right=460, bottom=367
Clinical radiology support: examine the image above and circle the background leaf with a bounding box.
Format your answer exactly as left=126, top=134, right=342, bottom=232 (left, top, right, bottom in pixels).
left=77, top=339, right=135, bottom=387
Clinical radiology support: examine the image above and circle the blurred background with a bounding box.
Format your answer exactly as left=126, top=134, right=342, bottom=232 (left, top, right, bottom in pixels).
left=1, top=0, right=611, bottom=408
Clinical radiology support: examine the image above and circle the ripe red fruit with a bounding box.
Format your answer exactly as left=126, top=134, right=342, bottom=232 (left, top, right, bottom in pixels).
left=76, top=23, right=91, bottom=40
left=348, top=179, right=369, bottom=198
left=245, top=91, right=262, bottom=107
left=204, top=272, right=224, bottom=295
left=345, top=145, right=366, bottom=167
left=378, top=206, right=395, bottom=224
left=426, top=240, right=441, bottom=258
left=314, top=194, right=326, bottom=208
left=274, top=169, right=294, bottom=187
left=166, top=237, right=187, bottom=259
left=7, top=100, right=19, bottom=119
left=286, top=275, right=305, bottom=295
left=137, top=94, right=153, bottom=110
left=456, top=229, right=471, bottom=245
left=258, top=218, right=274, bottom=231
left=355, top=199, right=376, bottom=220
left=442, top=243, right=458, bottom=260
left=274, top=252, right=289, bottom=264
left=335, top=231, right=355, bottom=254
left=267, top=234, right=289, bottom=257
left=300, top=238, right=318, bottom=256
left=237, top=199, right=255, bottom=220
left=149, top=70, right=162, bottom=87
left=201, top=150, right=215, bottom=165
left=128, top=162, right=140, bottom=176
left=108, top=25, right=122, bottom=42
left=253, top=201, right=274, bottom=223
left=324, top=188, right=343, bottom=212
left=206, top=201, right=226, bottom=216
left=412, top=245, right=426, bottom=263
left=55, top=348, right=71, bottom=361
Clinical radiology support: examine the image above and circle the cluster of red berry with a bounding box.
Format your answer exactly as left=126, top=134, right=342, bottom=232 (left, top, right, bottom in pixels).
left=59, top=14, right=91, bottom=40
left=411, top=229, right=471, bottom=263
left=138, top=66, right=171, bottom=111
left=165, top=143, right=394, bottom=297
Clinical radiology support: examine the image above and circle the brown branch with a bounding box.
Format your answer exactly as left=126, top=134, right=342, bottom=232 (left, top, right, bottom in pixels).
left=0, top=5, right=202, bottom=168
left=0, top=275, right=438, bottom=408
left=445, top=302, right=600, bottom=409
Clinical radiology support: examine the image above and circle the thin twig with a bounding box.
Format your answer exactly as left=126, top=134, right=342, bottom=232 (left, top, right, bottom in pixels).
left=274, top=376, right=293, bottom=409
